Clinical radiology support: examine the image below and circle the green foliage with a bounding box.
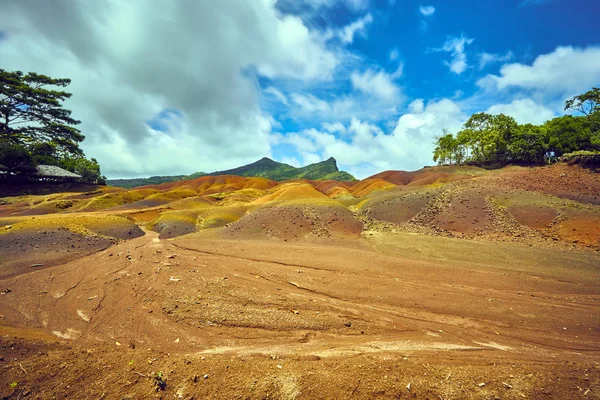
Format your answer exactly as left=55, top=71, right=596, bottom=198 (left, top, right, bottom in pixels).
left=0, top=69, right=106, bottom=183
left=0, top=69, right=84, bottom=156
left=543, top=115, right=595, bottom=156
left=61, top=157, right=106, bottom=185
left=433, top=130, right=464, bottom=165
left=559, top=150, right=600, bottom=164
left=565, top=87, right=600, bottom=129
left=29, top=142, right=61, bottom=166
left=107, top=157, right=357, bottom=188
left=433, top=87, right=600, bottom=166
left=509, top=124, right=547, bottom=163
left=0, top=141, right=33, bottom=168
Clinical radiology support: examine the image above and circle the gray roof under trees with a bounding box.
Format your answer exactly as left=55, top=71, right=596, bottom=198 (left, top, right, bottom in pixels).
left=36, top=165, right=81, bottom=178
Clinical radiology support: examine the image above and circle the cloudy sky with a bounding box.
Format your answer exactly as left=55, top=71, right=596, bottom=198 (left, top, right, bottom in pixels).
left=1, top=0, right=599, bottom=179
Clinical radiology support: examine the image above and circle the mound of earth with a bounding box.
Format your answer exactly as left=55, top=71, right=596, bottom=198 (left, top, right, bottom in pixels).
left=489, top=164, right=600, bottom=205
left=0, top=214, right=144, bottom=277
left=224, top=202, right=363, bottom=240
left=252, top=182, right=329, bottom=204
left=0, top=228, right=112, bottom=279
left=350, top=179, right=397, bottom=197
left=361, top=188, right=440, bottom=224
left=367, top=165, right=486, bottom=187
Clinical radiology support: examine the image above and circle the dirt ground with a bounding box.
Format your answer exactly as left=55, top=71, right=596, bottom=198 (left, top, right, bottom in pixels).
left=0, top=164, right=599, bottom=399
left=0, top=228, right=599, bottom=399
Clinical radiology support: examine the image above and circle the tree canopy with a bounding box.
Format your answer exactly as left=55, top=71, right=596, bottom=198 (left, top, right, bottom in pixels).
left=433, top=88, right=600, bottom=166
left=0, top=69, right=105, bottom=184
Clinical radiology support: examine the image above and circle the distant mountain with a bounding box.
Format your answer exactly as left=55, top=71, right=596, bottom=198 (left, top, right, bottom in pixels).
left=107, top=157, right=356, bottom=188
left=105, top=172, right=207, bottom=189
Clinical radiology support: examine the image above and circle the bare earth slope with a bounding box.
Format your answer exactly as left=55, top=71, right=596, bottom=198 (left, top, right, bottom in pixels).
left=0, top=163, right=599, bottom=399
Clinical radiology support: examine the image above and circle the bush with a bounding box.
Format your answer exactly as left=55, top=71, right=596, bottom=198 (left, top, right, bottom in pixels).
left=560, top=150, right=600, bottom=165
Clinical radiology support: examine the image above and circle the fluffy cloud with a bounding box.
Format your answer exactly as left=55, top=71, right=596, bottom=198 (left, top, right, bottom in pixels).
left=486, top=98, right=556, bottom=125
left=350, top=64, right=403, bottom=103
left=477, top=46, right=600, bottom=95
left=419, top=5, right=435, bottom=16
left=322, top=122, right=347, bottom=134
left=288, top=91, right=400, bottom=122
left=280, top=98, right=466, bottom=178
left=439, top=36, right=475, bottom=75
left=0, top=0, right=340, bottom=177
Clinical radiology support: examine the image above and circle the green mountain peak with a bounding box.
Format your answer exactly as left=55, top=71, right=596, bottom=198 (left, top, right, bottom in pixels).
left=106, top=157, right=355, bottom=188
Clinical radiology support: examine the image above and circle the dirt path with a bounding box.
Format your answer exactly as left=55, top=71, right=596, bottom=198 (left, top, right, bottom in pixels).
left=1, top=229, right=599, bottom=398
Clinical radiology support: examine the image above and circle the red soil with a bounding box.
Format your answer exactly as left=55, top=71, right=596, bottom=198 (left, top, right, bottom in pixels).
left=489, top=164, right=600, bottom=205
left=224, top=204, right=363, bottom=240
left=556, top=212, right=600, bottom=246
left=0, top=229, right=113, bottom=279
left=0, top=231, right=598, bottom=399
left=366, top=170, right=417, bottom=185
left=365, top=191, right=435, bottom=224
left=350, top=179, right=397, bottom=197
left=507, top=204, right=558, bottom=229
left=432, top=190, right=491, bottom=234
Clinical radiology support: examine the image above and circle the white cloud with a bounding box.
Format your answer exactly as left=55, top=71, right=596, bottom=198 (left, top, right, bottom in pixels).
left=439, top=36, right=475, bottom=75
left=291, top=93, right=331, bottom=113
left=264, top=86, right=289, bottom=105
left=280, top=99, right=466, bottom=178
left=288, top=90, right=400, bottom=122
left=390, top=48, right=400, bottom=61
left=477, top=46, right=600, bottom=96
left=486, top=98, right=556, bottom=125
left=350, top=64, right=403, bottom=102
left=478, top=51, right=514, bottom=70
left=322, top=122, right=347, bottom=134
left=338, top=13, right=374, bottom=44
left=408, top=99, right=425, bottom=113
left=289, top=0, right=369, bottom=10
left=419, top=5, right=435, bottom=16
left=0, top=1, right=341, bottom=177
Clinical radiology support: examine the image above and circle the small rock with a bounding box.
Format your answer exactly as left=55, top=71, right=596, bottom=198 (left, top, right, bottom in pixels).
left=115, top=341, right=122, bottom=346
left=168, top=254, right=177, bottom=259
left=406, top=383, right=411, bottom=391
left=203, top=374, right=209, bottom=379
left=478, top=382, right=486, bottom=387
left=30, top=263, right=44, bottom=268
left=174, top=338, right=180, bottom=343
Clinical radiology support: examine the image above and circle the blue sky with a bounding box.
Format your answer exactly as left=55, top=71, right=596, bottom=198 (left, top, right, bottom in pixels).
left=1, top=0, right=599, bottom=178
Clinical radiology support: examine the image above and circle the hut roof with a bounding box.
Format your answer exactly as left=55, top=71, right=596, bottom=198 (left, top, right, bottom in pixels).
left=0, top=163, right=8, bottom=172
left=36, top=165, right=81, bottom=178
